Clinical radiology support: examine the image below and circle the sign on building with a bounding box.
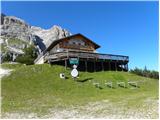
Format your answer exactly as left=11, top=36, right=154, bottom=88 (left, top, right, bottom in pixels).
left=69, top=58, right=79, bottom=65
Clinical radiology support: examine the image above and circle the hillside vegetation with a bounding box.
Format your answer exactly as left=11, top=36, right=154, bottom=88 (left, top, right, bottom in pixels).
left=1, top=64, right=159, bottom=118
left=130, top=67, right=159, bottom=79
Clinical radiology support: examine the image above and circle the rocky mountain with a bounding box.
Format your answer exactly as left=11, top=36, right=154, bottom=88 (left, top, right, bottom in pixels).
left=0, top=13, right=72, bottom=62
left=1, top=13, right=33, bottom=44
left=31, top=25, right=71, bottom=47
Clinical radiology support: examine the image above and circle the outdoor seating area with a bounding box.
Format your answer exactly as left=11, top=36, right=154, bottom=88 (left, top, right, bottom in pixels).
left=92, top=80, right=139, bottom=89
left=104, top=81, right=113, bottom=88
left=59, top=73, right=139, bottom=89
left=128, top=81, right=138, bottom=88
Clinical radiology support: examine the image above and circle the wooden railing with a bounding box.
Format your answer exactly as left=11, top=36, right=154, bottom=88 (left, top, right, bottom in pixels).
left=45, top=51, right=129, bottom=61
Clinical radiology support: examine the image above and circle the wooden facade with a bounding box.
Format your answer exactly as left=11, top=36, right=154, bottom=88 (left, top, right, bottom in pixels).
left=34, top=33, right=129, bottom=72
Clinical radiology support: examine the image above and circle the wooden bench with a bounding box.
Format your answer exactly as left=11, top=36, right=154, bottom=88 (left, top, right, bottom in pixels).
left=117, top=81, right=125, bottom=88
left=93, top=82, right=100, bottom=87
left=128, top=81, right=138, bottom=88
left=92, top=80, right=101, bottom=88
left=104, top=81, right=113, bottom=88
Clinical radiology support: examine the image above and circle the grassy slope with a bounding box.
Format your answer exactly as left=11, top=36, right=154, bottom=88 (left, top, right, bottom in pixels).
left=8, top=38, right=28, bottom=45
left=1, top=38, right=29, bottom=53
left=1, top=64, right=159, bottom=117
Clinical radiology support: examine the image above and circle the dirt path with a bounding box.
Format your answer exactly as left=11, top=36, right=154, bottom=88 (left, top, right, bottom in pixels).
left=2, top=98, right=158, bottom=119
left=43, top=99, right=158, bottom=119
left=0, top=68, right=12, bottom=79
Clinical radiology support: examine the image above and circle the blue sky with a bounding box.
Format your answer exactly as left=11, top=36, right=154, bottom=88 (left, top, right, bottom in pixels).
left=1, top=1, right=159, bottom=71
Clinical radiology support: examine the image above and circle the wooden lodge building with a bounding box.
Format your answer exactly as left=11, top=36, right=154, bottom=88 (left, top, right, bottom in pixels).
left=34, top=33, right=129, bottom=72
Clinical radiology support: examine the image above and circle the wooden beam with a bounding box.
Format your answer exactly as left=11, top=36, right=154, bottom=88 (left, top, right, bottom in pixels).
left=85, top=60, right=87, bottom=72
left=101, top=61, right=104, bottom=71
left=109, top=61, right=111, bottom=71
left=115, top=61, right=117, bottom=71
left=65, top=59, right=67, bottom=70
left=94, top=60, right=96, bottom=72
left=126, top=64, right=129, bottom=71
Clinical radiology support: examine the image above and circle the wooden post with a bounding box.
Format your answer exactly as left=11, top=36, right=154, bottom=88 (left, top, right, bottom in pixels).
left=122, top=64, right=124, bottom=71
left=94, top=60, right=96, bottom=72
left=115, top=61, right=117, bottom=71
left=101, top=61, right=104, bottom=71
left=48, top=59, right=51, bottom=67
left=67, top=50, right=69, bottom=58
left=109, top=61, right=111, bottom=71
left=85, top=60, right=87, bottom=72
left=65, top=59, right=67, bottom=70
left=126, top=64, right=128, bottom=71
left=124, top=64, right=126, bottom=71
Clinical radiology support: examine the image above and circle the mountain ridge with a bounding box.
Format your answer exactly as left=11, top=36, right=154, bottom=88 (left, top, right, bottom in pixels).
left=0, top=13, right=72, bottom=62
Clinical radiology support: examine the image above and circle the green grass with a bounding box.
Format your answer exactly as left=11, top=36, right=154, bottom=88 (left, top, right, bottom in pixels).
left=0, top=37, right=31, bottom=53
left=0, top=38, right=29, bottom=52
left=1, top=63, right=24, bottom=69
left=8, top=38, right=28, bottom=46
left=1, top=64, right=159, bottom=117
left=1, top=44, right=7, bottom=52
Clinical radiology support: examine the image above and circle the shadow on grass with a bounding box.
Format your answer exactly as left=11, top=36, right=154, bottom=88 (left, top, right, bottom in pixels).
left=129, top=84, right=140, bottom=88
left=118, top=84, right=127, bottom=88
left=65, top=76, right=69, bottom=79
left=105, top=85, right=115, bottom=89
left=95, top=84, right=103, bottom=89
left=76, top=78, right=93, bottom=82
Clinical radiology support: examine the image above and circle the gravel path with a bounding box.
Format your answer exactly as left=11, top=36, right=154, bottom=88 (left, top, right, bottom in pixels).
left=44, top=99, right=158, bottom=119
left=0, top=68, right=12, bottom=79
left=2, top=98, right=158, bottom=119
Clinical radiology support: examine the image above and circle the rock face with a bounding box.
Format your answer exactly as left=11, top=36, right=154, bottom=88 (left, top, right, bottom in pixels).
left=1, top=13, right=72, bottom=51
left=0, top=13, right=72, bottom=62
left=1, top=14, right=34, bottom=44
left=31, top=25, right=71, bottom=48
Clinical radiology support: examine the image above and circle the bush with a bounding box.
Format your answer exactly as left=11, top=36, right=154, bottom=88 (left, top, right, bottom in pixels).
left=2, top=52, right=12, bottom=62
left=16, top=46, right=37, bottom=65
left=16, top=55, right=35, bottom=65
left=130, top=66, right=159, bottom=79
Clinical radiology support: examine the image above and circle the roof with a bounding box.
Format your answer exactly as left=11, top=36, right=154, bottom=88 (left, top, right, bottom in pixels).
left=43, top=33, right=101, bottom=53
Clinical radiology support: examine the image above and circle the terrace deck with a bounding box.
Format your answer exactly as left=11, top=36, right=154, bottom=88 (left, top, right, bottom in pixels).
left=45, top=51, right=129, bottom=62
left=44, top=51, right=129, bottom=72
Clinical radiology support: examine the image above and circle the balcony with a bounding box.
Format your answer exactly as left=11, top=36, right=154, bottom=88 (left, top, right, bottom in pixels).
left=45, top=51, right=129, bottom=62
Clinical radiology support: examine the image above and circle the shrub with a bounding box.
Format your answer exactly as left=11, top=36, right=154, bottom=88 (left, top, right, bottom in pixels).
left=130, top=66, right=159, bottom=79
left=16, top=46, right=37, bottom=65
left=2, top=52, right=12, bottom=62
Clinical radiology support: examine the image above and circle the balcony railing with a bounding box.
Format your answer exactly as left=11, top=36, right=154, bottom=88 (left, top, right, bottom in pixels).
left=45, top=51, right=129, bottom=61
